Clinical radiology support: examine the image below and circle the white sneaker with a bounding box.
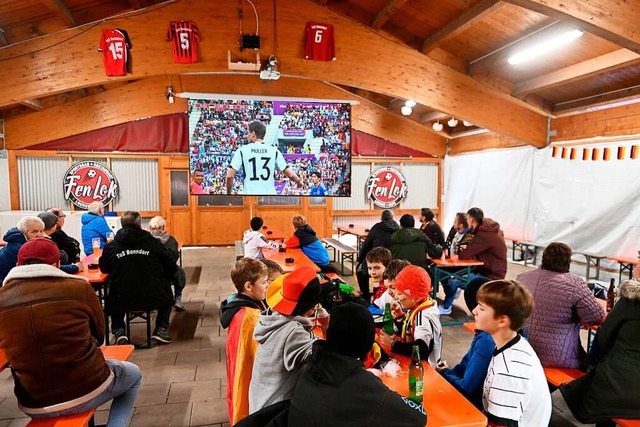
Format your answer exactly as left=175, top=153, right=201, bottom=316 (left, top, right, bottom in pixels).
left=438, top=306, right=452, bottom=316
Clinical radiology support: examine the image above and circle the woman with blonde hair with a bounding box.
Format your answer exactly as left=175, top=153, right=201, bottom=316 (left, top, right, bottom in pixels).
left=148, top=216, right=186, bottom=311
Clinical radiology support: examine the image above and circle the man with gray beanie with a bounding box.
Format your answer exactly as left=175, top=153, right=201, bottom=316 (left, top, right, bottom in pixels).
left=288, top=302, right=427, bottom=427
left=38, top=211, right=84, bottom=274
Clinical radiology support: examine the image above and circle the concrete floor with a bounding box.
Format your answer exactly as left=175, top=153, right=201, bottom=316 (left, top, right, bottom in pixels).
left=0, top=247, right=596, bottom=426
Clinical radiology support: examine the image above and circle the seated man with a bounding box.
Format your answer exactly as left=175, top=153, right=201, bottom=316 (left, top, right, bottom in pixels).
left=390, top=214, right=442, bottom=271
left=289, top=302, right=427, bottom=427
left=81, top=201, right=112, bottom=256
left=47, top=207, right=81, bottom=263
left=38, top=211, right=83, bottom=275
left=0, top=238, right=141, bottom=425
left=100, top=211, right=178, bottom=345
left=0, top=216, right=45, bottom=283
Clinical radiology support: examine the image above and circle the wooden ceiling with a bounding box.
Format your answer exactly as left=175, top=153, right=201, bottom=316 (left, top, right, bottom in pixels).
left=0, top=0, right=638, bottom=146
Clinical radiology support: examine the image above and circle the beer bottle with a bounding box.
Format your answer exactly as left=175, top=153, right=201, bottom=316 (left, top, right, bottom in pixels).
left=606, top=278, right=616, bottom=312
left=383, top=303, right=394, bottom=335
left=445, top=242, right=451, bottom=259
left=408, top=345, right=424, bottom=403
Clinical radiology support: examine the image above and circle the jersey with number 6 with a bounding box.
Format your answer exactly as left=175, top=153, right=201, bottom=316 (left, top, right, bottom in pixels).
left=229, top=142, right=289, bottom=195
left=305, top=22, right=336, bottom=61
left=98, top=29, right=131, bottom=76
left=166, top=21, right=200, bottom=63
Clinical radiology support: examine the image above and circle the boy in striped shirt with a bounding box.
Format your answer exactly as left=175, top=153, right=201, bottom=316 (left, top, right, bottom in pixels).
left=473, top=280, right=551, bottom=427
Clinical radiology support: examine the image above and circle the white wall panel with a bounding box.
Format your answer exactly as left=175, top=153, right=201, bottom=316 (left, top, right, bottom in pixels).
left=17, top=157, right=69, bottom=210
left=111, top=159, right=159, bottom=211
left=403, top=163, right=438, bottom=209
left=333, top=163, right=370, bottom=211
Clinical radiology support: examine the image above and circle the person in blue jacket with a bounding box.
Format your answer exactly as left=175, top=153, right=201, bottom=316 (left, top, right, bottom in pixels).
left=81, top=201, right=112, bottom=256
left=436, top=277, right=494, bottom=409
left=0, top=216, right=45, bottom=283
left=285, top=214, right=331, bottom=271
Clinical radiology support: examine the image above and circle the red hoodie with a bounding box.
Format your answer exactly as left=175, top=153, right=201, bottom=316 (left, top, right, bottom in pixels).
left=458, top=218, right=507, bottom=280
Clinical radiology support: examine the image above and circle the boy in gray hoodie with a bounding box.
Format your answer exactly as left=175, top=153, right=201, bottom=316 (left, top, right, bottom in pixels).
left=248, top=266, right=330, bottom=414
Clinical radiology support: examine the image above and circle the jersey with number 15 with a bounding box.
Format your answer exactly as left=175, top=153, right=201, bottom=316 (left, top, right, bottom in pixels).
left=166, top=21, right=200, bottom=63
left=229, top=142, right=289, bottom=195
left=98, top=29, right=132, bottom=76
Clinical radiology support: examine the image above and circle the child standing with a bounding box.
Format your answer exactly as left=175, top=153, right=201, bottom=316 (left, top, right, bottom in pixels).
left=219, top=258, right=269, bottom=425
left=473, top=279, right=551, bottom=427
left=285, top=215, right=330, bottom=270
left=243, top=217, right=279, bottom=259
left=249, top=266, right=331, bottom=413
left=372, top=258, right=409, bottom=309
left=378, top=265, right=443, bottom=368
left=366, top=247, right=392, bottom=305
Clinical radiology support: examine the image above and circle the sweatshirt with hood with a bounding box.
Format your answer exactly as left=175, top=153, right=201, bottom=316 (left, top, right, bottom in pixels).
left=0, top=227, right=27, bottom=283
left=458, top=218, right=507, bottom=280
left=248, top=309, right=317, bottom=414
left=286, top=225, right=330, bottom=267
left=357, top=219, right=400, bottom=263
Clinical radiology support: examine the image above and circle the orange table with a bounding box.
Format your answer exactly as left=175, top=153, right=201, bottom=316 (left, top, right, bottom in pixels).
left=337, top=224, right=369, bottom=250
left=607, top=255, right=640, bottom=283
left=263, top=248, right=320, bottom=272
left=0, top=348, right=8, bottom=372
left=431, top=255, right=483, bottom=296
left=261, top=225, right=287, bottom=242
left=462, top=322, right=476, bottom=334
left=381, top=353, right=487, bottom=427
left=76, top=254, right=108, bottom=285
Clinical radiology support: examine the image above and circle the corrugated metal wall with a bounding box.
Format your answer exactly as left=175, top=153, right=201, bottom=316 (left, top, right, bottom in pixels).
left=111, top=159, right=159, bottom=211
left=18, top=157, right=69, bottom=210
left=402, top=163, right=438, bottom=208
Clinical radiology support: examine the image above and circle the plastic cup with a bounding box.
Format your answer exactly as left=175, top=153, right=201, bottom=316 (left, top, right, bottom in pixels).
left=92, top=238, right=101, bottom=261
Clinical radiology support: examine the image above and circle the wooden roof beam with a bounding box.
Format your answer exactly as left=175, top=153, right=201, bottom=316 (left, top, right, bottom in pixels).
left=0, top=29, right=8, bottom=47
left=419, top=112, right=448, bottom=123
left=127, top=0, right=143, bottom=10
left=372, top=0, right=410, bottom=30
left=41, top=0, right=76, bottom=27
left=504, top=0, right=640, bottom=54
left=553, top=85, right=640, bottom=117
left=421, top=0, right=504, bottom=54
left=513, top=49, right=640, bottom=96
left=19, top=99, right=44, bottom=111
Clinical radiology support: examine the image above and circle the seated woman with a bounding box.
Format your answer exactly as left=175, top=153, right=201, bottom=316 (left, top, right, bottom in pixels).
left=516, top=242, right=605, bottom=368
left=148, top=216, right=186, bottom=311
left=560, top=279, right=640, bottom=427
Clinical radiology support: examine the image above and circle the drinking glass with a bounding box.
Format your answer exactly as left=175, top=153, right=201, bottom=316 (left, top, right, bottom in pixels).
left=92, top=238, right=101, bottom=261
left=106, top=231, right=114, bottom=243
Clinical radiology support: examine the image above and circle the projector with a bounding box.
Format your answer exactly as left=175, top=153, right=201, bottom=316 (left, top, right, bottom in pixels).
left=259, top=55, right=281, bottom=80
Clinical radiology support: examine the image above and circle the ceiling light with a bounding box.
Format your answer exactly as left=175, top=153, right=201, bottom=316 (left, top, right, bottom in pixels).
left=166, top=85, right=175, bottom=104
left=432, top=121, right=443, bottom=132
left=401, top=105, right=412, bottom=116
left=508, top=29, right=584, bottom=65
left=463, top=120, right=472, bottom=127
left=405, top=100, right=416, bottom=108
left=447, top=117, right=458, bottom=127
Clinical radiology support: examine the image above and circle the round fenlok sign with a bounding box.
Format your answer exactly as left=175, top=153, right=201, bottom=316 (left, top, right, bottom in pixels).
left=366, top=166, right=408, bottom=208
left=63, top=161, right=119, bottom=209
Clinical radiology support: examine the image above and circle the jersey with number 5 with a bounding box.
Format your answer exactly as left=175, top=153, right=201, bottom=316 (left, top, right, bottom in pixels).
left=229, top=142, right=289, bottom=195
left=99, top=29, right=131, bottom=76
left=166, top=21, right=200, bottom=63
left=305, top=22, right=336, bottom=61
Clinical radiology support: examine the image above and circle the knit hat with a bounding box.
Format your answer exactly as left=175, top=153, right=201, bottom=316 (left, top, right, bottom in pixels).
left=394, top=265, right=432, bottom=301
left=266, top=266, right=330, bottom=316
left=326, top=302, right=375, bottom=359
left=37, top=212, right=59, bottom=230
left=17, top=237, right=60, bottom=265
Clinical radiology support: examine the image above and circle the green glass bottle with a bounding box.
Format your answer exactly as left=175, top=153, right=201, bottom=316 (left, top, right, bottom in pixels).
left=409, top=345, right=424, bottom=403
left=383, top=303, right=394, bottom=335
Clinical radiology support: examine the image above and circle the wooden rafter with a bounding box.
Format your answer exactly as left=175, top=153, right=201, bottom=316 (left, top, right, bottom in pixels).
left=419, top=112, right=448, bottom=123
left=0, top=29, right=8, bottom=47
left=41, top=0, right=76, bottom=27
left=421, top=0, right=503, bottom=53
left=19, top=99, right=44, bottom=111
left=504, top=0, right=640, bottom=53
left=554, top=85, right=640, bottom=116
left=127, top=0, right=143, bottom=9
left=372, top=0, right=410, bottom=30
left=388, top=98, right=406, bottom=110
left=513, top=49, right=640, bottom=96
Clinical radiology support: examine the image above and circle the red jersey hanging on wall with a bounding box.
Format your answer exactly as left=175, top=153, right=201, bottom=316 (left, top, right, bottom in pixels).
left=305, top=22, right=336, bottom=61
left=98, top=28, right=132, bottom=76
left=166, top=21, right=200, bottom=63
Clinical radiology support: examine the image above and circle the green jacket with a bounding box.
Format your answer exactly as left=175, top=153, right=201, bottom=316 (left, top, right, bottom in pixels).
left=390, top=227, right=441, bottom=270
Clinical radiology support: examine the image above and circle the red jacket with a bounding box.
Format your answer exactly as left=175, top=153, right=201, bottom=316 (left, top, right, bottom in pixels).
left=458, top=218, right=507, bottom=280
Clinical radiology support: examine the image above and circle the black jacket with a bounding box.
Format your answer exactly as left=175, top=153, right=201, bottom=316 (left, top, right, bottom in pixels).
left=99, top=225, right=177, bottom=313
left=50, top=228, right=81, bottom=263
left=289, top=341, right=427, bottom=427
left=357, top=220, right=400, bottom=263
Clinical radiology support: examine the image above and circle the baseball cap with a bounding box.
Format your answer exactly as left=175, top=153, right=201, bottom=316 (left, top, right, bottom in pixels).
left=394, top=265, right=432, bottom=301
left=18, top=238, right=60, bottom=265
left=266, top=266, right=330, bottom=316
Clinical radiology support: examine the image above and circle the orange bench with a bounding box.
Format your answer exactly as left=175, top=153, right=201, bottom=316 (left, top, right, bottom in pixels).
left=0, top=348, right=8, bottom=372
left=27, top=345, right=134, bottom=427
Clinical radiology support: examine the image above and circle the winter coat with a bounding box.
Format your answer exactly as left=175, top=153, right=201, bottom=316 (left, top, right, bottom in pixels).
left=289, top=340, right=427, bottom=427
left=458, top=218, right=507, bottom=280
left=517, top=268, right=605, bottom=368
left=149, top=230, right=185, bottom=289
left=0, top=265, right=111, bottom=412
left=390, top=227, right=440, bottom=270
left=220, top=293, right=266, bottom=425
left=356, top=219, right=400, bottom=264
left=420, top=220, right=445, bottom=246
left=560, top=279, right=640, bottom=423
left=80, top=213, right=112, bottom=255
left=99, top=225, right=177, bottom=313
left=286, top=225, right=330, bottom=267
left=49, top=228, right=81, bottom=263
left=249, top=310, right=317, bottom=413
left=0, top=227, right=27, bottom=284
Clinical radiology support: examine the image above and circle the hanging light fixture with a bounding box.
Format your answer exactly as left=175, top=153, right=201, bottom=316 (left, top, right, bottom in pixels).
left=432, top=121, right=443, bottom=132
left=401, top=105, right=412, bottom=116
left=405, top=100, right=416, bottom=108
left=447, top=117, right=459, bottom=127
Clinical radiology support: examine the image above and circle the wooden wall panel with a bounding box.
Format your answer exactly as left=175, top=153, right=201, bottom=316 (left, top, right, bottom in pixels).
left=197, top=209, right=246, bottom=245
left=169, top=208, right=191, bottom=246
left=448, top=132, right=528, bottom=155
left=0, top=0, right=547, bottom=147
left=551, top=102, right=640, bottom=142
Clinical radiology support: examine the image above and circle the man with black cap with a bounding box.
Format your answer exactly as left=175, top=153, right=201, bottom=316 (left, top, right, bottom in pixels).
left=0, top=238, right=142, bottom=425
left=289, top=302, right=427, bottom=427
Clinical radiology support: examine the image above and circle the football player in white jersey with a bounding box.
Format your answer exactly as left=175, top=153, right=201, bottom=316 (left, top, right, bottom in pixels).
left=226, top=121, right=303, bottom=195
